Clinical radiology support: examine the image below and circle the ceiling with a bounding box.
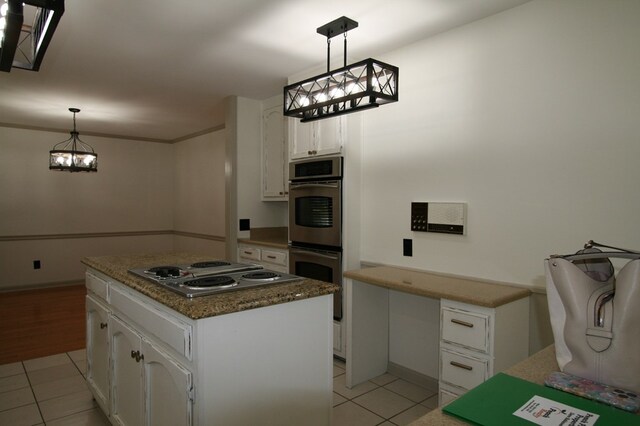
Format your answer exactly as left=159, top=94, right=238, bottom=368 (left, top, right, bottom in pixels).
left=0, top=0, right=530, bottom=142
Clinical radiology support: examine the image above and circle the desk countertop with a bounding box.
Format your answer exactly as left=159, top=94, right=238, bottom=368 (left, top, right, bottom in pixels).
left=344, top=266, right=530, bottom=308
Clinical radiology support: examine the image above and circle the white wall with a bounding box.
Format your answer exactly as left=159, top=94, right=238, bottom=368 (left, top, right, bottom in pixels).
left=362, top=0, right=640, bottom=286
left=173, top=129, right=227, bottom=257
left=358, top=0, right=640, bottom=363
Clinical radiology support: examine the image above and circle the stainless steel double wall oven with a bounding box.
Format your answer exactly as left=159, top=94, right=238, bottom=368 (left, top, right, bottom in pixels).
left=289, top=156, right=343, bottom=320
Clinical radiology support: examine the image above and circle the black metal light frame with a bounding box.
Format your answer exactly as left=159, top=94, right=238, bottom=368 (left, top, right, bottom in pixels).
left=0, top=0, right=65, bottom=72
left=284, top=16, right=399, bottom=123
left=49, top=108, right=98, bottom=173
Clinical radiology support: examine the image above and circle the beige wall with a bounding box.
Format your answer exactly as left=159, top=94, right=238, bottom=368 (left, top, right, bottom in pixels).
left=357, top=0, right=640, bottom=356
left=0, top=125, right=227, bottom=290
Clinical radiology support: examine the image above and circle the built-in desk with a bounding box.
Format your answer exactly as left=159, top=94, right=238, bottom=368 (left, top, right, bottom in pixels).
left=344, top=266, right=531, bottom=404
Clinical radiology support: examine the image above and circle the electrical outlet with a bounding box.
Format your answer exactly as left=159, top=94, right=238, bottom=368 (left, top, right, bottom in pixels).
left=403, top=239, right=413, bottom=257
left=33, top=260, right=41, bottom=269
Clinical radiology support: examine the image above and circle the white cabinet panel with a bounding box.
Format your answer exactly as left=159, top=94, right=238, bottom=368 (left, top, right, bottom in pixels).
left=289, top=116, right=344, bottom=160
left=262, top=105, right=288, bottom=200
left=143, top=340, right=193, bottom=426
left=440, top=348, right=488, bottom=390
left=111, top=316, right=143, bottom=426
left=441, top=307, right=489, bottom=353
left=86, top=295, right=110, bottom=416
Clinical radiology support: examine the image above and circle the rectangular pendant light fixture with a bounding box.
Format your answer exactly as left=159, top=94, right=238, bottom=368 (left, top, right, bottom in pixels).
left=284, top=16, right=398, bottom=123
left=0, top=0, right=65, bottom=72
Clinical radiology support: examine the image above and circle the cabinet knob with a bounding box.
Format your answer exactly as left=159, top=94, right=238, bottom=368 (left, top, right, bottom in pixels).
left=100, top=322, right=108, bottom=329
left=308, top=150, right=313, bottom=155
left=131, top=350, right=137, bottom=359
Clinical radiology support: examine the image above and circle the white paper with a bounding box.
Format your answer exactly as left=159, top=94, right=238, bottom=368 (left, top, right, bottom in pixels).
left=513, top=395, right=599, bottom=426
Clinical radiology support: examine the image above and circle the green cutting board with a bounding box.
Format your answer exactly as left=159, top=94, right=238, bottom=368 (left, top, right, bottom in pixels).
left=443, top=373, right=640, bottom=425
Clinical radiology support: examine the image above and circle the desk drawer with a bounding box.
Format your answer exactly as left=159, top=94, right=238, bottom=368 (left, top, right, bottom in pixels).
left=441, top=307, right=489, bottom=353
left=440, top=349, right=488, bottom=390
left=110, top=285, right=192, bottom=360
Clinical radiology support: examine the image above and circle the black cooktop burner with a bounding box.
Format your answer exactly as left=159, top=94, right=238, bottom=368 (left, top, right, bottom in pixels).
left=184, top=275, right=236, bottom=288
left=242, top=271, right=280, bottom=281
left=190, top=261, right=232, bottom=268
left=147, top=266, right=182, bottom=278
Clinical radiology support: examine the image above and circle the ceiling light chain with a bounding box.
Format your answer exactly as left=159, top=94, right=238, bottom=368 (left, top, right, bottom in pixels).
left=49, top=108, right=98, bottom=173
left=283, top=16, right=398, bottom=123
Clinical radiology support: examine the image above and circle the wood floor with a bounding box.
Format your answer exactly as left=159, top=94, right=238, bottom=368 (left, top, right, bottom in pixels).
left=0, top=284, right=86, bottom=365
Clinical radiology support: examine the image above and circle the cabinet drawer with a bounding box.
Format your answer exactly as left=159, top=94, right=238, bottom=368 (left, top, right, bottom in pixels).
left=441, top=307, right=489, bottom=353
left=439, top=389, right=459, bottom=407
left=86, top=271, right=109, bottom=301
left=110, top=285, right=192, bottom=360
left=239, top=246, right=261, bottom=261
left=261, top=249, right=287, bottom=266
left=440, top=349, right=488, bottom=390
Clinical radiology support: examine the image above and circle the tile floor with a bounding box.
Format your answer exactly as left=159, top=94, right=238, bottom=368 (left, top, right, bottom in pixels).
left=331, top=359, right=438, bottom=426
left=0, top=352, right=436, bottom=425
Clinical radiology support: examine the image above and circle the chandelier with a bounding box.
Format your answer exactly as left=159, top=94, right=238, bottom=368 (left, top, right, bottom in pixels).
left=49, top=108, right=98, bottom=172
left=284, top=16, right=398, bottom=123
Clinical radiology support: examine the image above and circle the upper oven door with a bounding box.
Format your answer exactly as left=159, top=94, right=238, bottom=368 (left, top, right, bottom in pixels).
left=289, top=180, right=342, bottom=248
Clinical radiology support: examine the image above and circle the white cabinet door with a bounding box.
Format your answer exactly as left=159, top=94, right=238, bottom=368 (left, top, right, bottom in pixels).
left=315, top=116, right=344, bottom=157
left=143, top=340, right=193, bottom=426
left=289, top=116, right=344, bottom=160
left=111, top=316, right=143, bottom=426
left=86, top=295, right=110, bottom=415
left=289, top=119, right=316, bottom=160
left=262, top=106, right=287, bottom=200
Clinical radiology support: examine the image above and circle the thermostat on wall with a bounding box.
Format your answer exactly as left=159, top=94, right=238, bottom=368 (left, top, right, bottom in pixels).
left=411, top=202, right=466, bottom=235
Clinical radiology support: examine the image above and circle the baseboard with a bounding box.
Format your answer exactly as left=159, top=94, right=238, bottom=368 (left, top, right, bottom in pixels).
left=387, top=361, right=439, bottom=393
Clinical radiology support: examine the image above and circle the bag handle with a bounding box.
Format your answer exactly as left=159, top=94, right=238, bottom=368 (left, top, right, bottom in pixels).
left=550, top=240, right=640, bottom=261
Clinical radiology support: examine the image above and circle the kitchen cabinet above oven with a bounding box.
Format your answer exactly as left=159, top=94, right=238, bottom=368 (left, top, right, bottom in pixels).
left=262, top=104, right=289, bottom=201
left=289, top=115, right=345, bottom=160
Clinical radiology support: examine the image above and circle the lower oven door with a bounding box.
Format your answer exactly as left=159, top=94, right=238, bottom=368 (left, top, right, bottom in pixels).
left=289, top=180, right=342, bottom=248
left=289, top=246, right=342, bottom=320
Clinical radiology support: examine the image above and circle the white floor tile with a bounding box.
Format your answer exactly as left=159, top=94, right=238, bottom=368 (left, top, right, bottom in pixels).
left=389, top=404, right=433, bottom=425
left=333, top=374, right=379, bottom=399
left=23, top=354, right=71, bottom=372
left=0, top=362, right=24, bottom=378
left=74, top=359, right=87, bottom=376
left=46, top=407, right=110, bottom=426
left=370, top=372, right=398, bottom=386
left=353, top=387, right=414, bottom=419
left=32, top=375, right=88, bottom=402
left=38, top=389, right=96, bottom=421
left=332, top=401, right=384, bottom=426
left=420, top=394, right=439, bottom=410
left=333, top=363, right=345, bottom=377
left=333, top=391, right=347, bottom=407
left=0, top=373, right=29, bottom=393
left=0, top=386, right=35, bottom=412
left=384, top=378, right=436, bottom=403
left=0, top=403, right=43, bottom=425
left=67, top=349, right=87, bottom=364
left=27, top=363, right=80, bottom=386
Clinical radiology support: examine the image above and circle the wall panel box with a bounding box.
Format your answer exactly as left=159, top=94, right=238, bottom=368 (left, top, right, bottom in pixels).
left=411, top=202, right=466, bottom=235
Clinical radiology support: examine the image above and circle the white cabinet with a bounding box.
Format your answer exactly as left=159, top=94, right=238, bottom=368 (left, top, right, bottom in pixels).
left=289, top=116, right=345, bottom=160
left=86, top=295, right=110, bottom=415
left=110, top=305, right=193, bottom=426
left=110, top=316, right=144, bottom=426
left=238, top=244, right=288, bottom=273
left=438, top=298, right=529, bottom=405
left=262, top=105, right=288, bottom=200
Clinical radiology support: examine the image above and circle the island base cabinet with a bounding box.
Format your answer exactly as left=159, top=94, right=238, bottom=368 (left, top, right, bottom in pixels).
left=110, top=316, right=193, bottom=426
left=86, top=295, right=110, bottom=416
left=111, top=317, right=143, bottom=426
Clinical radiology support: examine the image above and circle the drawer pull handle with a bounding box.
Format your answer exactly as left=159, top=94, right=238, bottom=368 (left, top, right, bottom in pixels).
left=266, top=255, right=276, bottom=259
left=450, top=361, right=473, bottom=371
left=451, top=318, right=474, bottom=328
left=100, top=322, right=108, bottom=329
left=243, top=251, right=252, bottom=255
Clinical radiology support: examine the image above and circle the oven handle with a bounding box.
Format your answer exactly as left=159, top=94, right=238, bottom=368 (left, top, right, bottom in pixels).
left=290, top=248, right=340, bottom=260
left=289, top=183, right=340, bottom=190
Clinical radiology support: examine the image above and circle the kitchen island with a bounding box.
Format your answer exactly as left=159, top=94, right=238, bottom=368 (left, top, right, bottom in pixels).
left=82, top=253, right=339, bottom=426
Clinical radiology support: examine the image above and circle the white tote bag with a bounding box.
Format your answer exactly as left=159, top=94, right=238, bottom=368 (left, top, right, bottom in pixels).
left=545, top=242, right=640, bottom=393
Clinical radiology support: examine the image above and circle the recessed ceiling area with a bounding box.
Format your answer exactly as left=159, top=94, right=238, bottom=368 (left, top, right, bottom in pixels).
left=0, top=0, right=531, bottom=142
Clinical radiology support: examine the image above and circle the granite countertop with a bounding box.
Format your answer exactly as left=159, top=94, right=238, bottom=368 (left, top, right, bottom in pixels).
left=238, top=226, right=289, bottom=250
left=82, top=253, right=338, bottom=320
left=344, top=266, right=530, bottom=308
left=410, top=345, right=559, bottom=425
